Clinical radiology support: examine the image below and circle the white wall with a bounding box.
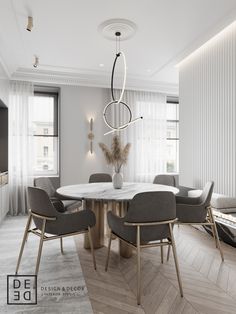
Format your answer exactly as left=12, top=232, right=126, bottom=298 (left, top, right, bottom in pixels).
left=60, top=85, right=111, bottom=185
left=0, top=61, right=9, bottom=106
left=179, top=21, right=236, bottom=196
left=0, top=79, right=9, bottom=106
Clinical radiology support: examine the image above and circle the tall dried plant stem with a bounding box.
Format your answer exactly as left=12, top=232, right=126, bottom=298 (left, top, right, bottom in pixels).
left=99, top=135, right=131, bottom=173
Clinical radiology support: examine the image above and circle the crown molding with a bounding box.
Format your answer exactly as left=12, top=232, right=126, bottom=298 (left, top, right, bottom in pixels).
left=174, top=11, right=236, bottom=67
left=11, top=68, right=179, bottom=95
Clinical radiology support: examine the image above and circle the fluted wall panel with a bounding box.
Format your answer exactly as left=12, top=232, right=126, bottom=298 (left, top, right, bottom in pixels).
left=179, top=22, right=236, bottom=196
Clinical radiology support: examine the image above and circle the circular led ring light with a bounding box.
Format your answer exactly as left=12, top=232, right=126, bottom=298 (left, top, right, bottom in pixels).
left=111, top=51, right=127, bottom=104
left=103, top=100, right=132, bottom=131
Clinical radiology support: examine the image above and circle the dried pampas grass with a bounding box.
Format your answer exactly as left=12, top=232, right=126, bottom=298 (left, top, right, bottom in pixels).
left=99, top=135, right=131, bottom=173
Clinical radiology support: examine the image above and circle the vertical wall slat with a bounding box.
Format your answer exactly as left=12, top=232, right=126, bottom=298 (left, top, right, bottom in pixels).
left=179, top=22, right=236, bottom=196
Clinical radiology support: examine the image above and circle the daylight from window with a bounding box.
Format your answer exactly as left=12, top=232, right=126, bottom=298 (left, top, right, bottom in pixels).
left=166, top=100, right=179, bottom=173
left=31, top=94, right=58, bottom=175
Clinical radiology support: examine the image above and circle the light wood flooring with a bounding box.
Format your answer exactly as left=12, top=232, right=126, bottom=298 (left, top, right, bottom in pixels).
left=74, top=225, right=236, bottom=314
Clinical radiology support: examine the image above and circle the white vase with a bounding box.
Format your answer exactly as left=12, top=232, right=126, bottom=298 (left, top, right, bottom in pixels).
left=112, top=172, right=123, bottom=189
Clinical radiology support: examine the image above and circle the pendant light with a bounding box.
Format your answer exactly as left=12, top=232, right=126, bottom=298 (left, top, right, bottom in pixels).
left=103, top=32, right=143, bottom=135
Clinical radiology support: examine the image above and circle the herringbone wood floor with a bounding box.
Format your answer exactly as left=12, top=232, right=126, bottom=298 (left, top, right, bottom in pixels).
left=74, top=226, right=236, bottom=314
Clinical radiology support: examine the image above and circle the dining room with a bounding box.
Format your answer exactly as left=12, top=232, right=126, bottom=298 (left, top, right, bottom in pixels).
left=1, top=1, right=236, bottom=313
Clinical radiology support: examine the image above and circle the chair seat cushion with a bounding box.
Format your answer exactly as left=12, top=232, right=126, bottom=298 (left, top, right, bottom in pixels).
left=51, top=198, right=81, bottom=213
left=51, top=199, right=66, bottom=213
left=215, top=207, right=236, bottom=214
left=188, top=190, right=236, bottom=212
left=188, top=190, right=202, bottom=197
left=176, top=186, right=195, bottom=196
left=62, top=200, right=82, bottom=212
left=211, top=194, right=236, bottom=210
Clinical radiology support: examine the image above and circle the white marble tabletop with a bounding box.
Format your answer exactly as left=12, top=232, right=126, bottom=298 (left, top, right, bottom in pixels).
left=57, top=182, right=179, bottom=202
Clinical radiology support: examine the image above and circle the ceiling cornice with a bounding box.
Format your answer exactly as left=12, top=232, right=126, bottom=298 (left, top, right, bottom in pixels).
left=149, top=10, right=236, bottom=77
left=11, top=68, right=179, bottom=95
left=173, top=10, right=236, bottom=67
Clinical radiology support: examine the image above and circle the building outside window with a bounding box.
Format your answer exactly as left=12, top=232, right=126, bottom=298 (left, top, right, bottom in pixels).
left=43, top=146, right=49, bottom=157
left=31, top=91, right=59, bottom=175
left=43, top=128, right=48, bottom=135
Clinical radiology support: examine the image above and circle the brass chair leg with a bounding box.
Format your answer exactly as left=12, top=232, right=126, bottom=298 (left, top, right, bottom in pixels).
left=208, top=208, right=217, bottom=248
left=136, top=225, right=141, bottom=305
left=88, top=226, right=96, bottom=270
left=209, top=209, right=224, bottom=261
left=105, top=230, right=112, bottom=271
left=15, top=214, right=32, bottom=275
left=25, top=216, right=32, bottom=243
left=167, top=244, right=171, bottom=261
left=167, top=223, right=175, bottom=261
left=168, top=223, right=183, bottom=297
left=60, top=238, right=64, bottom=254
left=160, top=240, right=164, bottom=264
left=213, top=222, right=224, bottom=261
left=35, top=219, right=46, bottom=277
left=211, top=224, right=217, bottom=248
left=208, top=207, right=224, bottom=261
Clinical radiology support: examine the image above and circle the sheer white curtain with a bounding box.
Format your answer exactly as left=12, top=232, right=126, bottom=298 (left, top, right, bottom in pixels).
left=113, top=90, right=167, bottom=182
left=9, top=81, right=34, bottom=215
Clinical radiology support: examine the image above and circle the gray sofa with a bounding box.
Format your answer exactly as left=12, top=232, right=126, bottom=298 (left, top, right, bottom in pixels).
left=188, top=189, right=236, bottom=247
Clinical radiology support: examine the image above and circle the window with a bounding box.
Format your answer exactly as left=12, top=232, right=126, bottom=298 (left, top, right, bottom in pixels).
left=43, top=146, right=48, bottom=157
left=166, top=96, right=179, bottom=173
left=31, top=92, right=59, bottom=175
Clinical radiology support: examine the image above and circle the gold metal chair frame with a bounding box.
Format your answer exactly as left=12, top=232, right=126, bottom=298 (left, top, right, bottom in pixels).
left=105, top=218, right=183, bottom=305
left=15, top=209, right=96, bottom=278
left=167, top=206, right=224, bottom=262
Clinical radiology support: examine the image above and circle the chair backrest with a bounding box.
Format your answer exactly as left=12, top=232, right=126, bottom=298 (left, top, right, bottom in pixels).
left=28, top=187, right=57, bottom=218
left=199, top=181, right=214, bottom=206
left=125, top=191, right=176, bottom=223
left=89, top=173, right=112, bottom=183
left=34, top=177, right=56, bottom=198
left=153, top=175, right=176, bottom=187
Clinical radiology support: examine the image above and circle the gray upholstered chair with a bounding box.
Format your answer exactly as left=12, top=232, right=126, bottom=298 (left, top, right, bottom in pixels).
left=15, top=187, right=96, bottom=278
left=174, top=181, right=224, bottom=261
left=34, top=177, right=81, bottom=212
left=105, top=191, right=183, bottom=305
left=153, top=174, right=176, bottom=187
left=89, top=173, right=112, bottom=183
left=89, top=173, right=112, bottom=230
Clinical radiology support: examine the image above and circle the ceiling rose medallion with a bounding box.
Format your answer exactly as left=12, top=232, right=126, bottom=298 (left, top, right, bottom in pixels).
left=98, top=18, right=137, bottom=41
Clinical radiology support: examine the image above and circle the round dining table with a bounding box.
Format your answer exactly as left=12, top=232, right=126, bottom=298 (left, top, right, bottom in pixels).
left=57, top=182, right=179, bottom=258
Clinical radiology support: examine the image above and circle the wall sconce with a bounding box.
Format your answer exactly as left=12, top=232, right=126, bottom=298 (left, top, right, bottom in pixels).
left=27, top=16, right=33, bottom=32
left=33, top=56, right=39, bottom=68
left=88, top=118, right=94, bottom=154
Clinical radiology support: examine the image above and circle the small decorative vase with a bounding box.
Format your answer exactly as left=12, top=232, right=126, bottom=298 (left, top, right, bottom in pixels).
left=112, top=172, right=123, bottom=189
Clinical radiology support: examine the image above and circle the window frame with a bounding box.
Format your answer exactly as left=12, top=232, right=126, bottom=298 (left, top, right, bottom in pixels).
left=33, top=91, right=59, bottom=176
left=166, top=96, right=179, bottom=173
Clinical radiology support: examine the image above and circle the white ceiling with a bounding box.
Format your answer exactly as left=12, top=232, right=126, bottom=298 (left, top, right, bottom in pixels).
left=0, top=0, right=236, bottom=92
